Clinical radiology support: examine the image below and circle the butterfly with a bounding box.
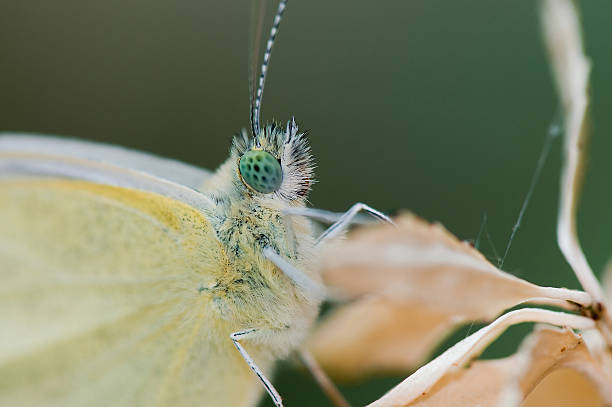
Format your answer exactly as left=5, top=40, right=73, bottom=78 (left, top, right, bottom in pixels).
left=0, top=1, right=394, bottom=406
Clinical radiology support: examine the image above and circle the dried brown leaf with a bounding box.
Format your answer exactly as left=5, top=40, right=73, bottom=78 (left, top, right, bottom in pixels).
left=367, top=309, right=594, bottom=407
left=499, top=326, right=612, bottom=406
left=308, top=297, right=462, bottom=380
left=400, top=327, right=610, bottom=407
left=312, top=214, right=590, bottom=380
left=522, top=368, right=604, bottom=407
left=321, top=214, right=590, bottom=319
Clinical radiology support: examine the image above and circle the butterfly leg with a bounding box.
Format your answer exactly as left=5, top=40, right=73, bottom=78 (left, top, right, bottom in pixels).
left=298, top=349, right=351, bottom=407
left=283, top=207, right=374, bottom=225
left=230, top=328, right=284, bottom=407
left=315, top=202, right=393, bottom=245
left=284, top=203, right=393, bottom=245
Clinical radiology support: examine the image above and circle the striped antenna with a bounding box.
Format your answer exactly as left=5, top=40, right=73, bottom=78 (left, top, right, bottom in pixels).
left=248, top=0, right=267, bottom=144
left=250, top=0, right=288, bottom=142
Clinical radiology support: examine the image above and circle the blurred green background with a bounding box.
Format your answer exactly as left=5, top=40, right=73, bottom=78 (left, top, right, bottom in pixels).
left=1, top=1, right=611, bottom=405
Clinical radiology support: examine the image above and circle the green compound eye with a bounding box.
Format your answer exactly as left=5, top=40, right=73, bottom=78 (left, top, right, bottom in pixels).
left=239, top=150, right=283, bottom=193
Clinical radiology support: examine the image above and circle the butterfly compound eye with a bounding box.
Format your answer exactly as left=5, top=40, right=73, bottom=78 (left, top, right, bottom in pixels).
left=239, top=151, right=283, bottom=193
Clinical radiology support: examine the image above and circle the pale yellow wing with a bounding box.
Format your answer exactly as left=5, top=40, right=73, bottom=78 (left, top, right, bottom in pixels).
left=0, top=179, right=261, bottom=407
left=0, top=134, right=213, bottom=190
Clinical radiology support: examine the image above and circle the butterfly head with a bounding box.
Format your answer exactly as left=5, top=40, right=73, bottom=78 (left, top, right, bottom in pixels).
left=233, top=117, right=314, bottom=201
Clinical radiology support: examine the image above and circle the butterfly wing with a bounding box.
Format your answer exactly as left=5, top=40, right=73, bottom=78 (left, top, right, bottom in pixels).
left=0, top=133, right=213, bottom=191
left=0, top=178, right=263, bottom=405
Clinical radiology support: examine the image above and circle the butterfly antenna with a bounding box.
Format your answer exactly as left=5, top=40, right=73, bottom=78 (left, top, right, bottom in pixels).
left=250, top=0, right=288, bottom=145
left=249, top=0, right=267, bottom=145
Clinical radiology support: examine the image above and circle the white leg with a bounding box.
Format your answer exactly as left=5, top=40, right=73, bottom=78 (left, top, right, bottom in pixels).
left=263, top=247, right=326, bottom=302
left=230, top=328, right=283, bottom=407
left=283, top=207, right=375, bottom=225
left=298, top=349, right=351, bottom=407
left=315, top=202, right=394, bottom=245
